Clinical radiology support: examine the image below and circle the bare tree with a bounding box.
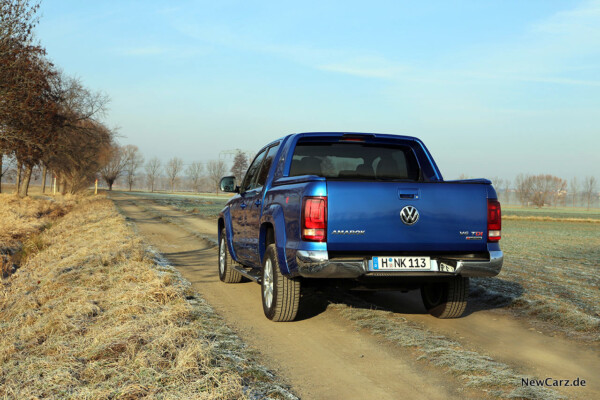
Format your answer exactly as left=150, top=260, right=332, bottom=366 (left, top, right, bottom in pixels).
left=230, top=150, right=248, bottom=182
left=0, top=1, right=41, bottom=56
left=39, top=71, right=110, bottom=195
left=533, top=175, right=566, bottom=207
left=165, top=157, right=183, bottom=192
left=1, top=3, right=115, bottom=196
left=1, top=0, right=55, bottom=197
left=99, top=145, right=126, bottom=191
left=502, top=179, right=511, bottom=204
left=7, top=54, right=57, bottom=197
left=186, top=161, right=203, bottom=193
left=515, top=174, right=532, bottom=206
left=122, top=145, right=144, bottom=191
left=206, top=159, right=227, bottom=195
left=145, top=157, right=161, bottom=192
left=583, top=176, right=597, bottom=210
left=515, top=174, right=566, bottom=208
left=490, top=177, right=505, bottom=201
left=51, top=121, right=112, bottom=194
left=569, top=177, right=579, bottom=207
left=0, top=1, right=44, bottom=148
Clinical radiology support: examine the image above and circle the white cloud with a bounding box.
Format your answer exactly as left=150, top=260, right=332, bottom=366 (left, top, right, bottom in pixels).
left=448, top=0, right=600, bottom=88
left=171, top=1, right=600, bottom=86
left=174, top=22, right=405, bottom=80
left=533, top=0, right=600, bottom=37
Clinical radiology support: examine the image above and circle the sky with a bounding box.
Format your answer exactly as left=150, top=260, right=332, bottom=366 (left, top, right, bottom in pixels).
left=36, top=0, right=600, bottom=181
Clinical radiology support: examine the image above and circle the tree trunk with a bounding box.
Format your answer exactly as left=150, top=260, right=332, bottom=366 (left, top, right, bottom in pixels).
left=0, top=154, right=3, bottom=194
left=15, top=160, right=22, bottom=193
left=18, top=164, right=33, bottom=197
left=588, top=195, right=591, bottom=210
left=107, top=179, right=114, bottom=191
left=41, top=165, right=47, bottom=193
left=60, top=176, right=67, bottom=195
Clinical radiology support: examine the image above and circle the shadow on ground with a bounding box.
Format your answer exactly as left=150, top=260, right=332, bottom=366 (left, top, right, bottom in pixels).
left=293, top=277, right=525, bottom=321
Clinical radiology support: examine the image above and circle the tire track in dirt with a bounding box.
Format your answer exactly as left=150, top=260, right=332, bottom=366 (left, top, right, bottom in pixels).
left=116, top=192, right=600, bottom=400
left=113, top=193, right=461, bottom=400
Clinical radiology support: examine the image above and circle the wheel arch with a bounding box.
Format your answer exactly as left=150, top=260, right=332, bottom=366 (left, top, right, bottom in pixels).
left=218, top=217, right=225, bottom=242
left=260, top=204, right=290, bottom=274
left=219, top=208, right=238, bottom=262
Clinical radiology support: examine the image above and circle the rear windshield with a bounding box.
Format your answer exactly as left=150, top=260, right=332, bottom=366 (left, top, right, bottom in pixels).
left=289, top=142, right=421, bottom=181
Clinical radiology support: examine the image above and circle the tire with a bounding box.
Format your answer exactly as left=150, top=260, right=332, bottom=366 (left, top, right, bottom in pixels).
left=218, top=228, right=243, bottom=283
left=421, top=277, right=469, bottom=319
left=261, top=244, right=301, bottom=322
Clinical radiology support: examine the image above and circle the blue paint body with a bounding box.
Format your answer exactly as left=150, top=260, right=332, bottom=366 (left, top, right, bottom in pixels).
left=218, top=132, right=499, bottom=277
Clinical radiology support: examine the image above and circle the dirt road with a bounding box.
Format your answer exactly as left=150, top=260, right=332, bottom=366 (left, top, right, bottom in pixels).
left=112, top=192, right=599, bottom=400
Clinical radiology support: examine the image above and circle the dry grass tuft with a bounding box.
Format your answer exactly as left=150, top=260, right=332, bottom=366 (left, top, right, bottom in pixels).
left=0, top=197, right=296, bottom=399
left=0, top=193, right=75, bottom=250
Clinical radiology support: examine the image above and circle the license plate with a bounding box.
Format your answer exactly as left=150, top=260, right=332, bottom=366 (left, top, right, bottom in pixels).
left=370, top=256, right=431, bottom=271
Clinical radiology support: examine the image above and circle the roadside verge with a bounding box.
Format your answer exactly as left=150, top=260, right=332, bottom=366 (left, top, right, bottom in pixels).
left=0, top=196, right=296, bottom=399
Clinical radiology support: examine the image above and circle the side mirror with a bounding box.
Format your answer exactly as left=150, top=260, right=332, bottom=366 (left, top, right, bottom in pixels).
left=220, top=176, right=238, bottom=193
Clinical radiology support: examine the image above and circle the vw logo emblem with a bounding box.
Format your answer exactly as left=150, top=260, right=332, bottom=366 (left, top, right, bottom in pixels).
left=400, top=206, right=419, bottom=225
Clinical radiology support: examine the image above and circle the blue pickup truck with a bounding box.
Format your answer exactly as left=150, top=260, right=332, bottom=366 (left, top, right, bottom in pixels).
left=218, top=132, right=502, bottom=321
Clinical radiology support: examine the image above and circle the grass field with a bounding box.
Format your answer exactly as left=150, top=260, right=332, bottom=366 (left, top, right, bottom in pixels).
left=129, top=192, right=230, bottom=219
left=471, top=219, right=600, bottom=339
left=503, top=205, right=600, bottom=220
left=155, top=198, right=228, bottom=218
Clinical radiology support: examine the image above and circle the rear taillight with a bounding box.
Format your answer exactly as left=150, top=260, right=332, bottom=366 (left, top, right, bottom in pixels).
left=488, top=199, right=501, bottom=242
left=302, top=196, right=327, bottom=242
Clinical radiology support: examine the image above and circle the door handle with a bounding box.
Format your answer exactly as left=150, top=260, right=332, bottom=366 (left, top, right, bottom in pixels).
left=254, top=200, right=262, bottom=206
left=398, top=188, right=420, bottom=200
left=240, top=203, right=247, bottom=209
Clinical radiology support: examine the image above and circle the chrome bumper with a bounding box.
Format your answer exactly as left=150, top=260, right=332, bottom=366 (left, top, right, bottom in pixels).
left=455, top=251, right=504, bottom=277
left=295, top=250, right=503, bottom=278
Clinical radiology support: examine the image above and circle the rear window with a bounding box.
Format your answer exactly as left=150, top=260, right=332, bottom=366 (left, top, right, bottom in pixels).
left=289, top=142, right=421, bottom=181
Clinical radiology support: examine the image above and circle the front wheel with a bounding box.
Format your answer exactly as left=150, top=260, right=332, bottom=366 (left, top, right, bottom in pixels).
left=218, top=228, right=243, bottom=283
left=262, top=244, right=301, bottom=322
left=421, top=277, right=469, bottom=318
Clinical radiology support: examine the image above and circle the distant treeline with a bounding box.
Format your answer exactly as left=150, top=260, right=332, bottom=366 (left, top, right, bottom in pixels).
left=1, top=146, right=251, bottom=195
left=475, top=174, right=598, bottom=209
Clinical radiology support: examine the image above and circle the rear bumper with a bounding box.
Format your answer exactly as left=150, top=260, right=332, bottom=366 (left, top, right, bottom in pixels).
left=295, top=250, right=503, bottom=278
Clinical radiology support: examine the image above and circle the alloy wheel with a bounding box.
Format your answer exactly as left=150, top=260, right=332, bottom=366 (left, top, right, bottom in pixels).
left=263, top=259, right=274, bottom=309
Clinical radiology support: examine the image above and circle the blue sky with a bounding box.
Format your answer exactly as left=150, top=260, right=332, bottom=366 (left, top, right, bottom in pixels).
left=37, top=0, right=600, bottom=181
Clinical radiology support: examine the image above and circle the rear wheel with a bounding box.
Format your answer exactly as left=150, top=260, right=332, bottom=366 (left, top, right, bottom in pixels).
left=262, top=244, right=300, bottom=321
left=421, top=277, right=469, bottom=318
left=218, top=228, right=243, bottom=283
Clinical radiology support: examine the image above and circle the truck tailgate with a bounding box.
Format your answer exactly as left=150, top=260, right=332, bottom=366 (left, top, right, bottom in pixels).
left=326, top=181, right=489, bottom=253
